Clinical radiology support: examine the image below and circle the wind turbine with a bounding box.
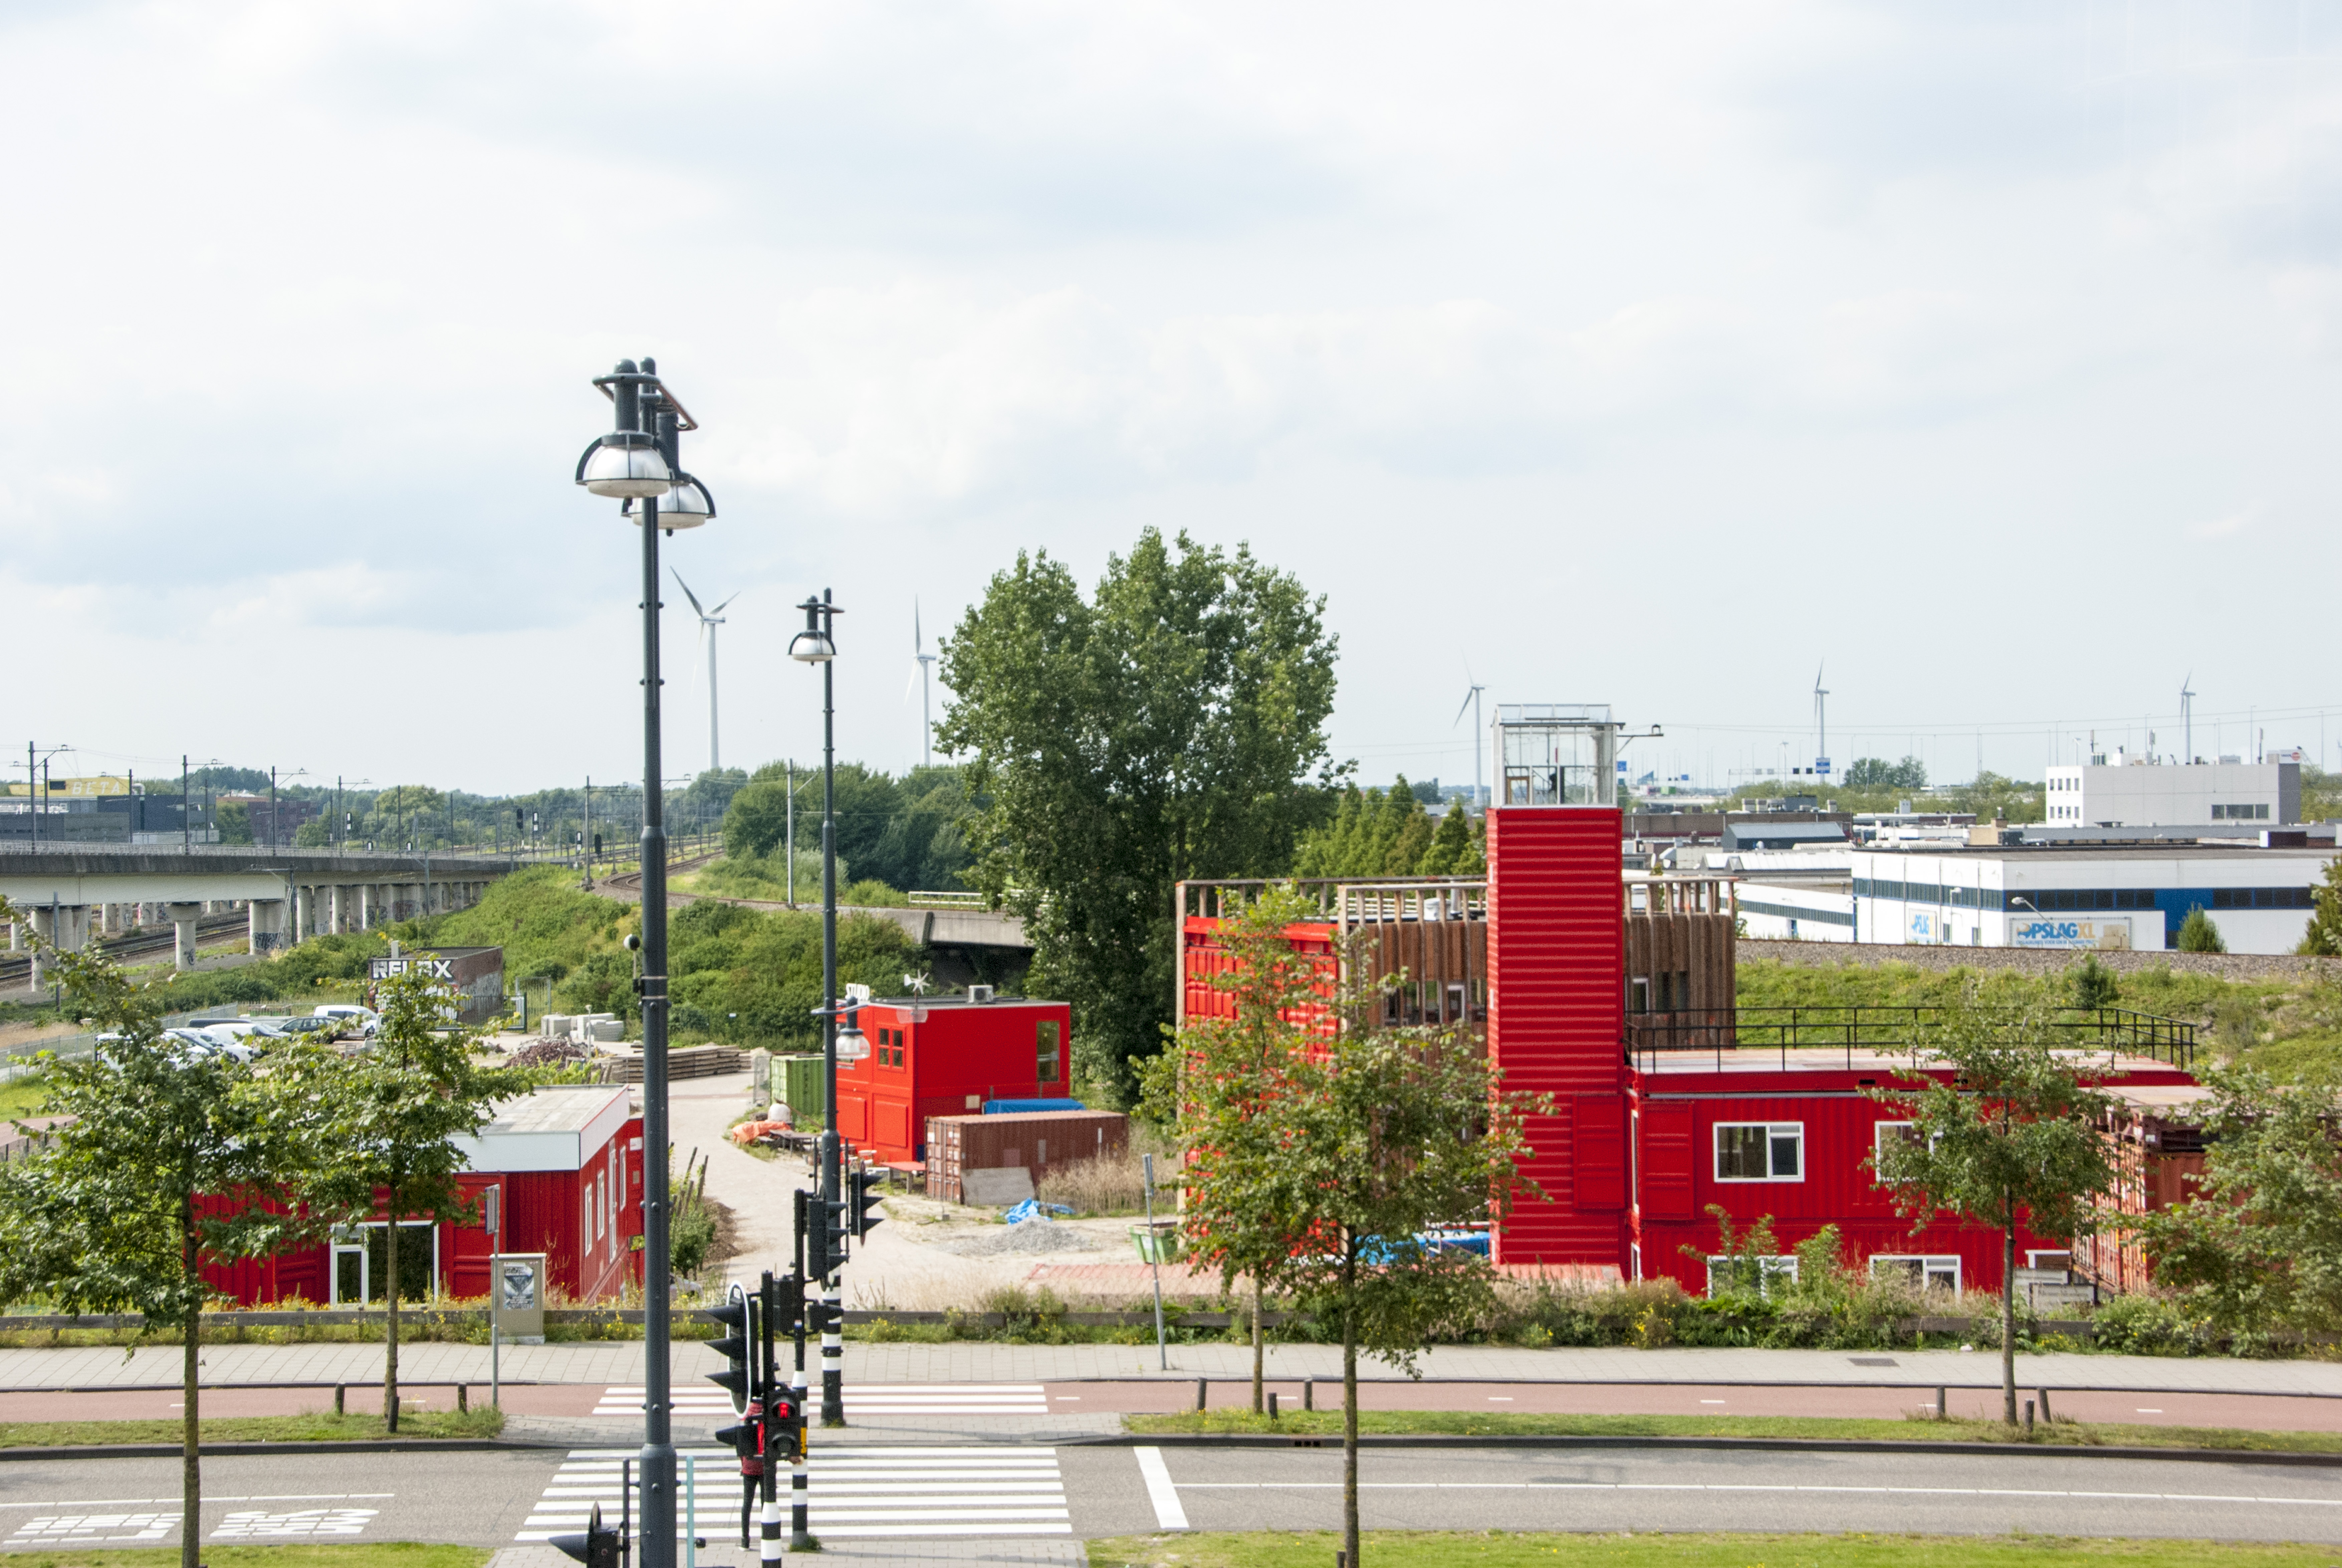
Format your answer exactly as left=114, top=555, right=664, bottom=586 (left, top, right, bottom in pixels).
left=1812, top=665, right=1830, bottom=778
left=1453, top=676, right=1486, bottom=805
left=2179, top=672, right=2195, bottom=764
left=671, top=569, right=741, bottom=774
left=905, top=599, right=939, bottom=769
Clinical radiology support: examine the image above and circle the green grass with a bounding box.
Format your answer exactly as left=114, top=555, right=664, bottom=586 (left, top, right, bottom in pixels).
left=0, top=1548, right=486, bottom=1568
left=0, top=1071, right=50, bottom=1121
left=1087, top=1534, right=2342, bottom=1568
left=1124, top=1408, right=2342, bottom=1453
left=0, top=1407, right=505, bottom=1447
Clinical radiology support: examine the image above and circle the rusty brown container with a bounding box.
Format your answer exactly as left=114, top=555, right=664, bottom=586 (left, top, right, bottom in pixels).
left=923, top=1109, right=1128, bottom=1204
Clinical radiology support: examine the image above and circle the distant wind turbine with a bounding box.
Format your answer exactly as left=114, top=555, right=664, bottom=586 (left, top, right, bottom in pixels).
left=1813, top=664, right=1830, bottom=777
left=2180, top=672, right=2195, bottom=764
left=1454, top=676, right=1486, bottom=805
left=905, top=599, right=939, bottom=769
left=672, top=569, right=741, bottom=774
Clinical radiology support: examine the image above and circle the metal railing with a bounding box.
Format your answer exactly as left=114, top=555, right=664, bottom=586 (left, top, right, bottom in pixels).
left=1625, top=1005, right=2197, bottom=1074
left=1179, top=877, right=1489, bottom=923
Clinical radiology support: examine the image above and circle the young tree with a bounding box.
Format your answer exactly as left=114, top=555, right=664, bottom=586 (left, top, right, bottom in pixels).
left=305, top=965, right=533, bottom=1429
left=0, top=900, right=333, bottom=1568
left=2297, top=857, right=2342, bottom=956
left=2178, top=906, right=2227, bottom=953
left=2136, top=1067, right=2342, bottom=1338
left=938, top=529, right=1340, bottom=1100
left=2068, top=955, right=2120, bottom=1011
left=1416, top=801, right=1475, bottom=877
left=1163, top=885, right=1546, bottom=1567
left=1868, top=990, right=2117, bottom=1426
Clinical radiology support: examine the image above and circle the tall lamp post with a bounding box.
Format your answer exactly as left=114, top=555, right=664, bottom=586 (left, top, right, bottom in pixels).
left=787, top=592, right=849, bottom=1424
left=574, top=356, right=717, bottom=1568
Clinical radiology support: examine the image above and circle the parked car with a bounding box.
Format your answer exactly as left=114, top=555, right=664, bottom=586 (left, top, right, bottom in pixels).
left=313, top=1004, right=380, bottom=1040
left=271, top=1015, right=342, bottom=1040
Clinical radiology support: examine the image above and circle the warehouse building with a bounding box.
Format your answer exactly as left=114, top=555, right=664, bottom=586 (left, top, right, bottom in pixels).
left=2044, top=754, right=2298, bottom=829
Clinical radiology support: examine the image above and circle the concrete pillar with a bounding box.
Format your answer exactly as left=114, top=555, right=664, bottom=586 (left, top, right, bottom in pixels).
left=6, top=920, right=17, bottom=952
left=294, top=886, right=313, bottom=944
left=165, top=903, right=203, bottom=970
left=98, top=903, right=118, bottom=937
left=249, top=899, right=288, bottom=956
left=329, top=884, right=345, bottom=935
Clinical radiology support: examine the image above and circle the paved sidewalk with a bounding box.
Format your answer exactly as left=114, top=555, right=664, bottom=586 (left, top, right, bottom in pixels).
left=5, top=1340, right=2341, bottom=1396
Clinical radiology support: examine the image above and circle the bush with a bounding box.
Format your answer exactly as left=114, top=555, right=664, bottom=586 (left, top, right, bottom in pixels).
left=2070, top=955, right=2120, bottom=1010
left=2178, top=906, right=2227, bottom=953
left=2089, top=1293, right=2211, bottom=1357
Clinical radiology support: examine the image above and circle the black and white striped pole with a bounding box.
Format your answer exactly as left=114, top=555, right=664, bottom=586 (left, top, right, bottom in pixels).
left=789, top=1194, right=812, bottom=1550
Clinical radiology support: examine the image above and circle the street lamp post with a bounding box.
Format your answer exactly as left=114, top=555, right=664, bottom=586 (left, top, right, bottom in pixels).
left=575, top=356, right=716, bottom=1568
left=787, top=593, right=845, bottom=1425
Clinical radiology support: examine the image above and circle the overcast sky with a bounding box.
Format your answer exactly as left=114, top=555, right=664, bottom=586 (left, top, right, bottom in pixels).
left=7, top=1, right=2341, bottom=800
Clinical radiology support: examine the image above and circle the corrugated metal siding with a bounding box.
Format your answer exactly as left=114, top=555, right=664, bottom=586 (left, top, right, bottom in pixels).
left=1487, top=807, right=1626, bottom=1269
left=923, top=1110, right=1128, bottom=1203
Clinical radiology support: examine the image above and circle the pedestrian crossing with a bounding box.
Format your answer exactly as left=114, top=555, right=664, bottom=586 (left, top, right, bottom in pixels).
left=516, top=1446, right=1071, bottom=1541
left=593, top=1383, right=1051, bottom=1417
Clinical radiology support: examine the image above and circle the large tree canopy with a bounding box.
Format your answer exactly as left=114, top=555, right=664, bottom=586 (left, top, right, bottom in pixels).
left=936, top=528, right=1339, bottom=1099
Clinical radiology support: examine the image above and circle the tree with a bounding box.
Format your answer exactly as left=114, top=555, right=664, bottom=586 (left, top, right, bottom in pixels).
left=1161, top=885, right=1545, bottom=1568
left=1868, top=989, right=2117, bottom=1425
left=1417, top=802, right=1475, bottom=877
left=294, top=819, right=330, bottom=847
left=2069, top=955, right=2120, bottom=1010
left=0, top=899, right=332, bottom=1568
left=304, top=965, right=533, bottom=1429
left=2178, top=906, right=2227, bottom=953
left=215, top=800, right=254, bottom=845
left=2297, top=858, right=2342, bottom=956
left=722, top=775, right=795, bottom=861
left=2136, top=1066, right=2342, bottom=1338
left=937, top=529, right=1340, bottom=1099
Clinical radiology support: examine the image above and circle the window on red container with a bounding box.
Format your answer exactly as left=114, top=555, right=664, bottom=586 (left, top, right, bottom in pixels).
left=1037, top=1020, right=1061, bottom=1084
left=1715, top=1122, right=1802, bottom=1181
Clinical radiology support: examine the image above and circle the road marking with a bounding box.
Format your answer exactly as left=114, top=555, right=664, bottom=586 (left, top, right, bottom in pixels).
left=213, top=1509, right=376, bottom=1539
left=1134, top=1446, right=1188, bottom=1530
left=1699, top=1399, right=1726, bottom=1404
left=0, top=1494, right=391, bottom=1511
left=1487, top=1397, right=1513, bottom=1402
left=2138, top=1408, right=2163, bottom=1413
left=1177, top=1483, right=2342, bottom=1506
left=517, top=1446, right=1071, bottom=1541
left=6, top=1513, right=179, bottom=1545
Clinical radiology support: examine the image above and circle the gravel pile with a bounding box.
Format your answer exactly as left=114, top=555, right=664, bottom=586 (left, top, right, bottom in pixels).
left=936, top=1221, right=1112, bottom=1257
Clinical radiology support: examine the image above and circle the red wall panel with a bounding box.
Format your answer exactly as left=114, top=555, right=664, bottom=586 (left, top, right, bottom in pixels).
left=1488, top=807, right=1626, bottom=1269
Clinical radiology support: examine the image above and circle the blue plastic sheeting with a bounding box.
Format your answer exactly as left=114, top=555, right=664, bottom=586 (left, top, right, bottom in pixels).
left=982, top=1098, right=1085, bottom=1114
left=1355, top=1229, right=1491, bottom=1264
left=1003, top=1199, right=1074, bottom=1225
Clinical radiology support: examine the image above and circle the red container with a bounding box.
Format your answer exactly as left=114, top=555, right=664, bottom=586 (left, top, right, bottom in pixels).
left=923, top=1110, right=1128, bottom=1204
left=835, top=994, right=1075, bottom=1166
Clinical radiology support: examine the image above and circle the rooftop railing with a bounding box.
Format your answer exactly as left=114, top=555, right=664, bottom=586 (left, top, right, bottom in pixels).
left=1625, top=1005, right=2197, bottom=1074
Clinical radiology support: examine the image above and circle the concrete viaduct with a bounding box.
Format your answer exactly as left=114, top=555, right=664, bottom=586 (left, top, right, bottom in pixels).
left=0, top=846, right=517, bottom=985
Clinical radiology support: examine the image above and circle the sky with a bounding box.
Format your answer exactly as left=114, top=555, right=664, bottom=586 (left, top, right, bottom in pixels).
left=7, top=0, right=2342, bottom=800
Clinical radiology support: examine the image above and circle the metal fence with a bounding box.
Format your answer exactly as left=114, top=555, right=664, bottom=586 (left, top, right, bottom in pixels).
left=1625, top=1005, right=2197, bottom=1073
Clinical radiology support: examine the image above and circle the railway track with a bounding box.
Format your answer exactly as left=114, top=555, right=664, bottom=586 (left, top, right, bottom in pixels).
left=0, top=910, right=248, bottom=988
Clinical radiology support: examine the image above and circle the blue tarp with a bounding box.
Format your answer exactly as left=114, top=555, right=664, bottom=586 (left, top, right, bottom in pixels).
left=982, top=1098, right=1085, bottom=1114
left=1003, top=1200, right=1073, bottom=1225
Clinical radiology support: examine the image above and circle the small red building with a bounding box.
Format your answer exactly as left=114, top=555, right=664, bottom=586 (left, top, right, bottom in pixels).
left=205, top=1085, right=644, bottom=1307
left=835, top=994, right=1075, bottom=1168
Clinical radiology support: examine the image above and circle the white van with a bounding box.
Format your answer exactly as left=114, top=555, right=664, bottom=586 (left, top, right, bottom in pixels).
left=314, top=1004, right=380, bottom=1040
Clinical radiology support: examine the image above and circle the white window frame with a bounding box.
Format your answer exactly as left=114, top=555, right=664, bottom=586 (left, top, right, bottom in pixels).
left=1873, top=1120, right=1918, bottom=1164
left=1706, top=1254, right=1798, bottom=1297
left=1714, top=1121, right=1804, bottom=1182
left=2025, top=1249, right=2072, bottom=1270
left=1870, top=1254, right=1961, bottom=1295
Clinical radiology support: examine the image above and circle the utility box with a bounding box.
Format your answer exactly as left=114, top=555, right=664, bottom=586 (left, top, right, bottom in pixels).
left=923, top=1109, right=1126, bottom=1204
left=780, top=1055, right=826, bottom=1123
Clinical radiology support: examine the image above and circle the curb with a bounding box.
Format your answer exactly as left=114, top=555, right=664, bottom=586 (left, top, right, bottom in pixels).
left=1079, top=1431, right=2342, bottom=1468
left=0, top=1438, right=568, bottom=1462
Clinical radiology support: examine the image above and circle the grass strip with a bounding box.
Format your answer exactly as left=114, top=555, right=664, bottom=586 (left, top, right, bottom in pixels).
left=0, top=1408, right=504, bottom=1448
left=1123, top=1408, right=2342, bottom=1453
left=0, top=1549, right=486, bottom=1568
left=1087, top=1532, right=2342, bottom=1567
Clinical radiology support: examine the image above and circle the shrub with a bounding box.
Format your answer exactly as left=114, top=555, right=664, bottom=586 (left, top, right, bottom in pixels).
left=2178, top=907, right=2227, bottom=953
left=2088, top=1293, right=2210, bottom=1357
left=2069, top=955, right=2120, bottom=1010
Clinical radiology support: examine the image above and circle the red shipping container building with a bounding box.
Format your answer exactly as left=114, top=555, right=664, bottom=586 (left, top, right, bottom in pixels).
left=835, top=994, right=1075, bottom=1169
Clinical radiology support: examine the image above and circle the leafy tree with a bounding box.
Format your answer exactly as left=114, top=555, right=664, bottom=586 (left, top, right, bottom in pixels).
left=294, top=819, right=330, bottom=847
left=2136, top=1066, right=2342, bottom=1339
left=2298, top=858, right=2342, bottom=956
left=2069, top=955, right=2120, bottom=1011
left=1843, top=755, right=1928, bottom=791
left=215, top=800, right=254, bottom=845
left=2178, top=906, right=2228, bottom=953
left=937, top=529, right=1339, bottom=1100
left=1867, top=990, right=2117, bottom=1425
left=0, top=900, right=333, bottom=1568
left=374, top=784, right=446, bottom=819
left=722, top=776, right=795, bottom=861
left=1417, top=802, right=1475, bottom=876
left=302, top=965, right=532, bottom=1429
left=1159, top=884, right=1546, bottom=1567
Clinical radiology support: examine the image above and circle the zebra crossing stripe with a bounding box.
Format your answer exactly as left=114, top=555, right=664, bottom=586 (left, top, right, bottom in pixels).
left=516, top=1447, right=1070, bottom=1540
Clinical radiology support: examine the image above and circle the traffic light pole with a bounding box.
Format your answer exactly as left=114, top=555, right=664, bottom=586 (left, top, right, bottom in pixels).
left=817, top=594, right=845, bottom=1429
left=757, top=1271, right=783, bottom=1568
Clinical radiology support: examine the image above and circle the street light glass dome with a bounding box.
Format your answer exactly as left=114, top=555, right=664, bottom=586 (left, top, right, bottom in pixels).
left=621, top=475, right=713, bottom=530
left=836, top=1019, right=869, bottom=1063
left=789, top=629, right=836, bottom=663
left=579, top=433, right=673, bottom=498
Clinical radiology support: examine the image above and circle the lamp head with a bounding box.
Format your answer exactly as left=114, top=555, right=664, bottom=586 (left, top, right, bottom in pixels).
left=835, top=1015, right=869, bottom=1063
left=789, top=598, right=836, bottom=663
left=621, top=473, right=714, bottom=530
left=578, top=431, right=673, bottom=499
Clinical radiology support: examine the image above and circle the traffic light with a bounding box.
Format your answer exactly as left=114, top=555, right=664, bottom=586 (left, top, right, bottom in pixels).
left=549, top=1503, right=621, bottom=1568
left=846, top=1164, right=887, bottom=1241
left=703, top=1282, right=756, bottom=1415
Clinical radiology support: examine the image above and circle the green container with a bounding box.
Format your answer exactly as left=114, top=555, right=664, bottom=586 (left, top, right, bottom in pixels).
left=781, top=1054, right=826, bottom=1120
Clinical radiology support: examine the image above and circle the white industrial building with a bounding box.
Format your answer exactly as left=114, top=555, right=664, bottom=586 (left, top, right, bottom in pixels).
left=2044, top=755, right=2298, bottom=829
left=1736, top=842, right=2334, bottom=955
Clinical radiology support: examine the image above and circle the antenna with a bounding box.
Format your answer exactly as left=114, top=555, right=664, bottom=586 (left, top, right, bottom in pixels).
left=905, top=598, right=940, bottom=770
left=1453, top=676, right=1486, bottom=805
left=672, top=568, right=738, bottom=774
left=2179, top=672, right=2195, bottom=764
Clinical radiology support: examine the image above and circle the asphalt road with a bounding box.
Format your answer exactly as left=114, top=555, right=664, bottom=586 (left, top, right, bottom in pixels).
left=5, top=1442, right=2342, bottom=1555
